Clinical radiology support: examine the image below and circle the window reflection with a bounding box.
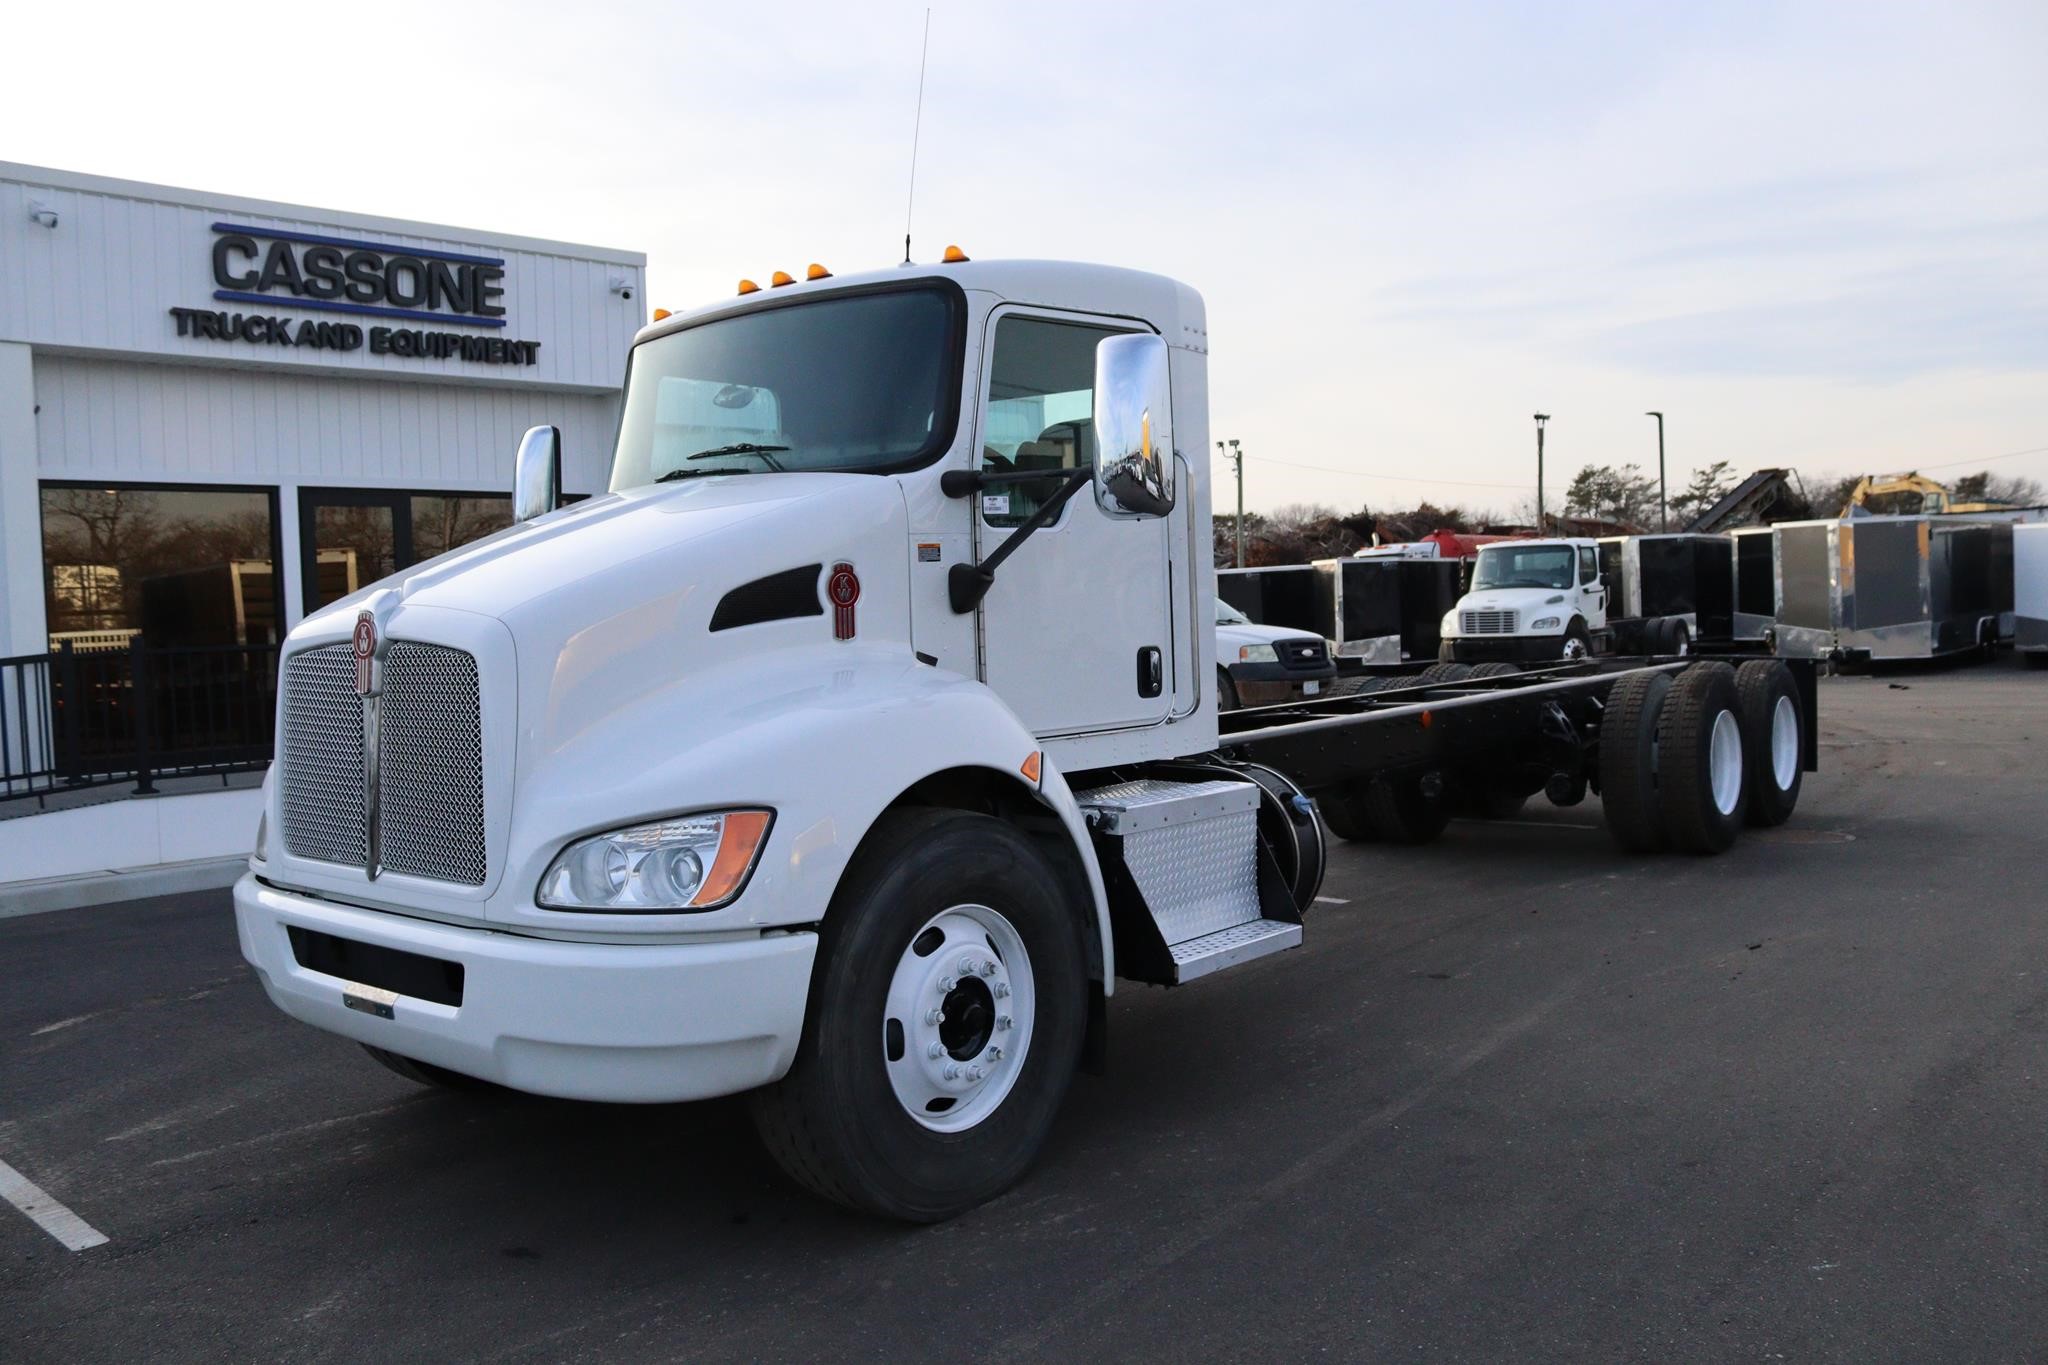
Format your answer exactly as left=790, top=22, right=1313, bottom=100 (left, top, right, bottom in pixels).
left=40, top=485, right=279, bottom=650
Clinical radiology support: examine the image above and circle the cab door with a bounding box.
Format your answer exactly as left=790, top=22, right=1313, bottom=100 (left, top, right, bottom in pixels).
left=1577, top=544, right=1608, bottom=628
left=970, top=307, right=1174, bottom=736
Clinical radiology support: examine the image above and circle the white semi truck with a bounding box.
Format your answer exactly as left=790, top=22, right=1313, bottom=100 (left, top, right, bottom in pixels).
left=236, top=257, right=1816, bottom=1220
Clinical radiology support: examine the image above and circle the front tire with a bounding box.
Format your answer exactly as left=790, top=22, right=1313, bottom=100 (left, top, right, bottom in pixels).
left=1217, top=668, right=1241, bottom=712
left=750, top=810, right=1088, bottom=1222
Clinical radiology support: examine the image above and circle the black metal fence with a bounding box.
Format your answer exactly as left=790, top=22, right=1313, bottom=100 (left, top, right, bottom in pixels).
left=0, top=640, right=279, bottom=808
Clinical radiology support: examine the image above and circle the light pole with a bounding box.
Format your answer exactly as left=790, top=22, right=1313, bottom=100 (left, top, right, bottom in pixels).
left=1220, top=439, right=1245, bottom=566
left=1645, top=411, right=1667, bottom=531
left=1533, top=414, right=1550, bottom=531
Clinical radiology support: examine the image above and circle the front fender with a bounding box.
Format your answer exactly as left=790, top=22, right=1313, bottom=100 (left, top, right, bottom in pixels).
left=498, top=643, right=1114, bottom=987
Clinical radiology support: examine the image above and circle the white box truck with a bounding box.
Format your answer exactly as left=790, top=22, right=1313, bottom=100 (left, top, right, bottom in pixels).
left=237, top=257, right=1817, bottom=1219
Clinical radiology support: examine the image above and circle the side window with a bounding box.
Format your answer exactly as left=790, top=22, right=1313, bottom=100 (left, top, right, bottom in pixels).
left=1579, top=546, right=1598, bottom=584
left=979, top=315, right=1120, bottom=528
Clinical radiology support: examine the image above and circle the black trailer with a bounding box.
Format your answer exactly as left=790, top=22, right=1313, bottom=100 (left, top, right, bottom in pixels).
left=1596, top=534, right=1737, bottom=640
left=1309, top=556, right=1463, bottom=662
left=1216, top=565, right=1324, bottom=636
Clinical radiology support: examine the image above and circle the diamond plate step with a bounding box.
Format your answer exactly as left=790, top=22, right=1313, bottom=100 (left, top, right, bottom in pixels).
left=1168, top=918, right=1302, bottom=983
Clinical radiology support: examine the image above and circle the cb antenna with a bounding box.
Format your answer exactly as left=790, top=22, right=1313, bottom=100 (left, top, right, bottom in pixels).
left=904, top=8, right=931, bottom=264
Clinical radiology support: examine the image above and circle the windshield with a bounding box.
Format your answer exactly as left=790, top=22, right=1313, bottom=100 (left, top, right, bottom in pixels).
left=1472, top=544, right=1578, bottom=591
left=609, top=284, right=963, bottom=490
left=1214, top=598, right=1250, bottom=626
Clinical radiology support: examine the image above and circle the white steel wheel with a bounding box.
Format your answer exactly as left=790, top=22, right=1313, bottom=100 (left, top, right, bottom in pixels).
left=1561, top=634, right=1590, bottom=661
left=1709, top=709, right=1744, bottom=817
left=1770, top=694, right=1799, bottom=791
left=884, top=904, right=1035, bottom=1132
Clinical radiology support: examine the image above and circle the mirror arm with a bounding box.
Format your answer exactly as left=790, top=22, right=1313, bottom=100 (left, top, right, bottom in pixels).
left=948, top=465, right=1095, bottom=613
left=940, top=465, right=1090, bottom=498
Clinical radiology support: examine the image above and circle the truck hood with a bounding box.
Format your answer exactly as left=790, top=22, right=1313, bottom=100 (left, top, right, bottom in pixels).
left=1457, top=587, right=1573, bottom=614
left=1217, top=621, right=1320, bottom=649
left=295, top=469, right=915, bottom=754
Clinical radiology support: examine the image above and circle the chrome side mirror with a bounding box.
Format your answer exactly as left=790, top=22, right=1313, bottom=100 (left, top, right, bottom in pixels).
left=1092, top=334, right=1176, bottom=519
left=513, top=424, right=562, bottom=523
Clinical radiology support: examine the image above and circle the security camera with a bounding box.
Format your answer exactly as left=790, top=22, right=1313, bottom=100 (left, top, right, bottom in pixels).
left=609, top=276, right=634, bottom=300
left=28, top=201, right=58, bottom=229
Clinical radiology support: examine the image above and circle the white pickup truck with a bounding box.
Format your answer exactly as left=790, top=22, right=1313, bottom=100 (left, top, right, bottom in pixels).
left=237, top=257, right=1813, bottom=1220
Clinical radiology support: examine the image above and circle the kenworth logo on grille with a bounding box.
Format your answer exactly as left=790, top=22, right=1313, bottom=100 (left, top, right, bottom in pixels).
left=352, top=612, right=377, bottom=697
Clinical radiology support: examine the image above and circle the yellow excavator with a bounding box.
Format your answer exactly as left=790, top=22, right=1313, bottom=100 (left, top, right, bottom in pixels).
left=1844, top=471, right=2014, bottom=515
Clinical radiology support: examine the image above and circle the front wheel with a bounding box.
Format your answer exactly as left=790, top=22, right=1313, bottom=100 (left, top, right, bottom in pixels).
left=1561, top=621, right=1592, bottom=661
left=750, top=810, right=1087, bottom=1222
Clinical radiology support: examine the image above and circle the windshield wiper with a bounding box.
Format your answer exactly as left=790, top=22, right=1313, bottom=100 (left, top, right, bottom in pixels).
left=682, top=442, right=790, bottom=471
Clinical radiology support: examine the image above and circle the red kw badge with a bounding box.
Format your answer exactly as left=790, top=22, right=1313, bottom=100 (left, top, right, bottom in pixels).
left=827, top=563, right=860, bottom=640
left=352, top=612, right=377, bottom=696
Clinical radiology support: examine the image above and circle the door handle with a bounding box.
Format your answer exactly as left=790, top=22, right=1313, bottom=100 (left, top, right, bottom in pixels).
left=1136, top=646, right=1163, bottom=698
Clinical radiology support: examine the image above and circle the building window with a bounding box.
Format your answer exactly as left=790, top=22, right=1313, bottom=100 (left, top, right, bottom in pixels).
left=299, top=488, right=512, bottom=613
left=39, top=483, right=281, bottom=650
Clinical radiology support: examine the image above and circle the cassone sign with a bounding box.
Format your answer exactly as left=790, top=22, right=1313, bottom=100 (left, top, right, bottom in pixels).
left=168, top=223, right=543, bottom=366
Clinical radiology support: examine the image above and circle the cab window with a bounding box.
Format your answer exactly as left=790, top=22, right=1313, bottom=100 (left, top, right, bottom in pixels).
left=979, top=315, right=1122, bottom=528
left=1579, top=546, right=1598, bottom=584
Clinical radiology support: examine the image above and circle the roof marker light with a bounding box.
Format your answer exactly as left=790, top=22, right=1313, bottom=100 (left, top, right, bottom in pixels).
left=806, top=263, right=832, bottom=281
left=737, top=279, right=760, bottom=295
left=770, top=270, right=796, bottom=287
left=942, top=245, right=969, bottom=263
left=652, top=308, right=672, bottom=321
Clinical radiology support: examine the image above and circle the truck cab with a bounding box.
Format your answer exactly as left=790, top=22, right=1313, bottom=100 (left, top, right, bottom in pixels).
left=1438, top=538, right=1608, bottom=662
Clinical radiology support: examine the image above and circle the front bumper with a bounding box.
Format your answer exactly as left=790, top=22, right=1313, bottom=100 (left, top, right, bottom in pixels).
left=235, top=874, right=818, bottom=1103
left=1442, top=635, right=1569, bottom=663
left=1227, top=659, right=1338, bottom=705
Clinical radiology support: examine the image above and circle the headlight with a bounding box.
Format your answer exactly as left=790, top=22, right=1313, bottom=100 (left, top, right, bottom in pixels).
left=1440, top=612, right=1459, bottom=636
left=1238, top=644, right=1278, bottom=663
left=1529, top=616, right=1562, bottom=630
left=539, top=810, right=772, bottom=912
left=253, top=811, right=268, bottom=863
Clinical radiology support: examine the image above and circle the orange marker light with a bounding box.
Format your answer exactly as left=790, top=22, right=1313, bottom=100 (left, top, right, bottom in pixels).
left=1420, top=710, right=1435, bottom=728
left=771, top=270, right=796, bottom=287
left=806, top=263, right=832, bottom=281
left=652, top=308, right=672, bottom=321
left=1020, top=751, right=1042, bottom=784
left=942, top=245, right=969, bottom=263
left=690, top=810, right=774, bottom=908
left=737, top=279, right=760, bottom=295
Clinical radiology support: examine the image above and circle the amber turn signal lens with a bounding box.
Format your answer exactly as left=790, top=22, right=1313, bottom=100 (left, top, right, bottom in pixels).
left=806, top=263, right=832, bottom=281
left=770, top=270, right=795, bottom=287
left=690, top=810, right=774, bottom=908
left=736, top=280, right=760, bottom=295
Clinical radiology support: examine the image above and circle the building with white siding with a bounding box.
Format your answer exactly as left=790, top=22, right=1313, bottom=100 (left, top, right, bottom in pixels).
left=0, top=162, right=644, bottom=657
left=0, top=163, right=643, bottom=900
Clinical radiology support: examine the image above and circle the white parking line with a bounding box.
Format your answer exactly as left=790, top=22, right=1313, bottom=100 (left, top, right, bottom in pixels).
left=0, top=1157, right=108, bottom=1251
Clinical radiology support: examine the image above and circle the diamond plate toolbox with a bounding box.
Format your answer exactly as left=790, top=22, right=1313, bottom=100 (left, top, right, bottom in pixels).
left=1077, top=778, right=1261, bottom=946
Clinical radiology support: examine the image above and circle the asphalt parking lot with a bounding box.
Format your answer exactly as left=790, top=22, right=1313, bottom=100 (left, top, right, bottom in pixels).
left=4, top=655, right=2045, bottom=1360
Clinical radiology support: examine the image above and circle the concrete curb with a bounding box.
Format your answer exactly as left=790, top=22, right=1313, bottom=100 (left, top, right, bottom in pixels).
left=0, top=856, right=247, bottom=920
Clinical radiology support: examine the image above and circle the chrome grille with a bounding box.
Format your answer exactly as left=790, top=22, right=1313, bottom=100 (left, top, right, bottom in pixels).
left=280, top=645, right=368, bottom=867
left=277, top=640, right=486, bottom=887
left=378, top=644, right=486, bottom=886
left=1461, top=609, right=1518, bottom=635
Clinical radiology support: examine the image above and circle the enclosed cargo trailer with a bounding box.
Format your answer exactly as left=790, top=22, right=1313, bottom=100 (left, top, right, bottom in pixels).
left=2016, top=523, right=2048, bottom=663
left=1595, top=534, right=1736, bottom=640
left=1732, top=527, right=1776, bottom=641
left=1767, top=515, right=2010, bottom=661
left=1216, top=564, right=1324, bottom=636
left=1309, top=556, right=1463, bottom=661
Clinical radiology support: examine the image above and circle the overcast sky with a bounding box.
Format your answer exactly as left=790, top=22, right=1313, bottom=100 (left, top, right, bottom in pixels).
left=7, top=0, right=2044, bottom=514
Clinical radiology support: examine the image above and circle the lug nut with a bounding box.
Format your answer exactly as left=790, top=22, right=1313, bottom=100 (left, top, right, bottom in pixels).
left=993, top=982, right=1011, bottom=999
left=996, top=1014, right=1012, bottom=1031
left=986, top=1046, right=1003, bottom=1061
left=979, top=960, right=997, bottom=978
left=939, top=976, right=956, bottom=992
left=927, top=1041, right=945, bottom=1059
left=924, top=1008, right=944, bottom=1025
left=943, top=1064, right=960, bottom=1080
left=958, top=957, right=978, bottom=976
left=966, top=1066, right=985, bottom=1082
